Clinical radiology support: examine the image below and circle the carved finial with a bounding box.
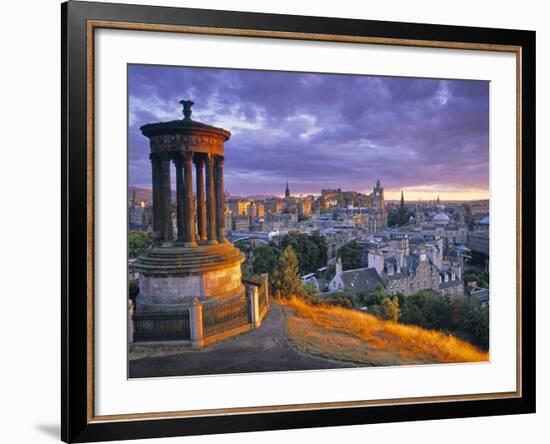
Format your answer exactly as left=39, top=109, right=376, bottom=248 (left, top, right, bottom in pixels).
left=179, top=99, right=194, bottom=120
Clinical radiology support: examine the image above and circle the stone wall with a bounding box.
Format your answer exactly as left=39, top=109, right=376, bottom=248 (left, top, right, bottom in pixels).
left=137, top=262, right=244, bottom=310
left=385, top=261, right=441, bottom=296
left=202, top=262, right=244, bottom=299
left=440, top=281, right=464, bottom=297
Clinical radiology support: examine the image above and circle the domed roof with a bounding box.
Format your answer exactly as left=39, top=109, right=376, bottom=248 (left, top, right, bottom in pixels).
left=432, top=212, right=450, bottom=222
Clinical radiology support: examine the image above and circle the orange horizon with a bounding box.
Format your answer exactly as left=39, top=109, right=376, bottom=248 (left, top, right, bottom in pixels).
left=129, top=185, right=490, bottom=202
left=384, top=189, right=489, bottom=201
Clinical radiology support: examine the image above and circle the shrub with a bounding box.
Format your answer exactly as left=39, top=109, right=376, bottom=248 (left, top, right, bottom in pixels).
left=381, top=296, right=400, bottom=323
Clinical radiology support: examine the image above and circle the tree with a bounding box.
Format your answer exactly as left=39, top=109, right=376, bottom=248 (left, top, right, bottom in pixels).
left=337, top=240, right=363, bottom=270
left=235, top=240, right=253, bottom=274
left=463, top=269, right=489, bottom=289
left=325, top=289, right=359, bottom=309
left=234, top=239, right=251, bottom=255
left=128, top=231, right=152, bottom=258
left=272, top=246, right=304, bottom=298
left=279, top=231, right=327, bottom=274
left=252, top=245, right=280, bottom=276
left=310, top=230, right=328, bottom=268
left=364, top=285, right=389, bottom=307
left=381, top=296, right=400, bottom=322
left=400, top=302, right=426, bottom=325
left=464, top=302, right=489, bottom=350
left=304, top=284, right=319, bottom=298
left=399, top=291, right=489, bottom=351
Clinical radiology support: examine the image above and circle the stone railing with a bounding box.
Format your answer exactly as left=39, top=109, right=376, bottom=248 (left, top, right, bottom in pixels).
left=130, top=273, right=269, bottom=348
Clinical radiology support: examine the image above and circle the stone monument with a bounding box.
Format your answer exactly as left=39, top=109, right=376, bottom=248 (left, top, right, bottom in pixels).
left=134, top=100, right=245, bottom=312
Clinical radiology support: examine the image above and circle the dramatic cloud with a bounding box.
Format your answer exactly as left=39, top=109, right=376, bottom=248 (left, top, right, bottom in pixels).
left=128, top=64, right=489, bottom=200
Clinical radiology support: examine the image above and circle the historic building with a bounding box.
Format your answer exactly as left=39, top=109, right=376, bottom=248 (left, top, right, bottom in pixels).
left=232, top=214, right=250, bottom=232
left=329, top=233, right=463, bottom=297
left=364, top=179, right=388, bottom=230
left=371, top=179, right=385, bottom=212
left=318, top=180, right=388, bottom=230
left=129, top=200, right=146, bottom=231
left=264, top=198, right=284, bottom=215
left=383, top=254, right=462, bottom=296
left=133, top=100, right=268, bottom=347
left=256, top=201, right=265, bottom=218
left=380, top=248, right=442, bottom=296
left=328, top=257, right=384, bottom=293
left=298, top=196, right=313, bottom=217
left=227, top=198, right=251, bottom=216
left=468, top=230, right=490, bottom=256
left=128, top=189, right=153, bottom=231
left=407, top=211, right=468, bottom=247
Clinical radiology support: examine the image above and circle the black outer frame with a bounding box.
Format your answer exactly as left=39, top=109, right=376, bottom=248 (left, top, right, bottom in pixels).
left=61, top=1, right=536, bottom=442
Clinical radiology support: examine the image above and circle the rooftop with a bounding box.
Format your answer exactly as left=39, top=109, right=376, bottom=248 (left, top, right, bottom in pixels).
left=341, top=267, right=384, bottom=293
left=432, top=212, right=450, bottom=222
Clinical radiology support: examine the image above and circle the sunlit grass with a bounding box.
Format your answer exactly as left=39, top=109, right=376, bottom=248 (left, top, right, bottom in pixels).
left=280, top=297, right=489, bottom=364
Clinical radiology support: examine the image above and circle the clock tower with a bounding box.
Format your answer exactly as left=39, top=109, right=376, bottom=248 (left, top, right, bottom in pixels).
left=373, top=179, right=385, bottom=211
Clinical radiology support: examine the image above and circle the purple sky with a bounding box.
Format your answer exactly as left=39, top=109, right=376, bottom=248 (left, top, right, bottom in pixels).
left=128, top=64, right=489, bottom=200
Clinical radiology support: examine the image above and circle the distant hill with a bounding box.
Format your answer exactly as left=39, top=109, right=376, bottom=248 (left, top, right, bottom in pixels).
left=129, top=188, right=279, bottom=203
left=128, top=187, right=152, bottom=202
left=237, top=194, right=279, bottom=201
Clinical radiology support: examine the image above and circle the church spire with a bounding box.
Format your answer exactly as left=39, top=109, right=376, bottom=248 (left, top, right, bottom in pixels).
left=285, top=180, right=290, bottom=199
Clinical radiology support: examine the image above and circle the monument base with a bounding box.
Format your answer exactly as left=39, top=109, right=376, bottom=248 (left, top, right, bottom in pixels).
left=134, top=241, right=245, bottom=311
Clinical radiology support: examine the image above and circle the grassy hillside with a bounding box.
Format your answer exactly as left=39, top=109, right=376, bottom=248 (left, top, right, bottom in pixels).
left=280, top=297, right=489, bottom=366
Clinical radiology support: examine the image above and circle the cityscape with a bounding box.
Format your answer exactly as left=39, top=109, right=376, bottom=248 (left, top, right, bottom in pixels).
left=129, top=182, right=489, bottom=300
left=127, top=65, right=490, bottom=377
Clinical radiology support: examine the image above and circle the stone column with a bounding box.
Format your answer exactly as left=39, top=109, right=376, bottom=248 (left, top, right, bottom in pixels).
left=215, top=156, right=227, bottom=242
left=205, top=154, right=218, bottom=244
left=248, top=286, right=261, bottom=328
left=190, top=298, right=204, bottom=348
left=183, top=152, right=197, bottom=247
left=174, top=156, right=185, bottom=242
left=159, top=154, right=172, bottom=243
left=195, top=157, right=207, bottom=241
left=149, top=153, right=162, bottom=245
left=128, top=299, right=134, bottom=345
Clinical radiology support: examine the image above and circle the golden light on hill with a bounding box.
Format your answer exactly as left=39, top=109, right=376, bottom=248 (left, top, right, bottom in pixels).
left=281, top=297, right=489, bottom=365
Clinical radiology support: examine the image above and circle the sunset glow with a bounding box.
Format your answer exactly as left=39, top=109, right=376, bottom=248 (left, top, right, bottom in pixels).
left=129, top=65, right=489, bottom=198
left=383, top=188, right=490, bottom=202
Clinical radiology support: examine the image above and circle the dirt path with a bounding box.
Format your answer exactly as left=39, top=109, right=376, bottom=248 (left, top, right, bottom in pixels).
left=129, top=303, right=358, bottom=378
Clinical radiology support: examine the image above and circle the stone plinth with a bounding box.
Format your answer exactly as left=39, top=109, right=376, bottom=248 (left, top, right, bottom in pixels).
left=134, top=242, right=245, bottom=311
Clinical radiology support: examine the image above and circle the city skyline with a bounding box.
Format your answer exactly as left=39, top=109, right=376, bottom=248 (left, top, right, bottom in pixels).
left=128, top=182, right=488, bottom=203
left=129, top=65, right=489, bottom=201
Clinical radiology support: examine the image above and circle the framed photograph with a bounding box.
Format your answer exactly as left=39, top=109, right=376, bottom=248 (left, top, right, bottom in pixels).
left=62, top=1, right=535, bottom=442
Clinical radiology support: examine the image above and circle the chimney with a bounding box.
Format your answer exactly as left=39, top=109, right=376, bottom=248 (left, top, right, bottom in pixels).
left=335, top=257, right=343, bottom=277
